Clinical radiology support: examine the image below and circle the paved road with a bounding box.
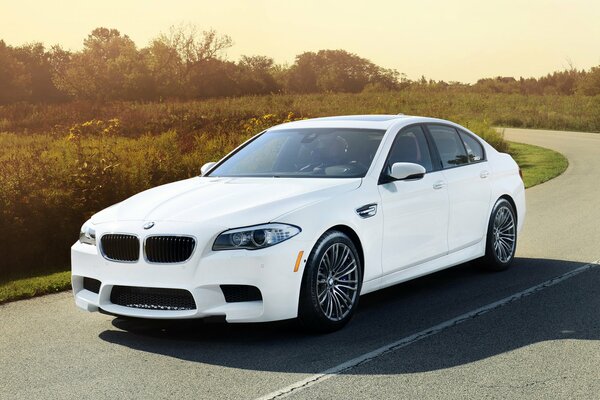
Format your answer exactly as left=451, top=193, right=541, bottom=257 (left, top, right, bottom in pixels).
left=1, top=128, right=599, bottom=399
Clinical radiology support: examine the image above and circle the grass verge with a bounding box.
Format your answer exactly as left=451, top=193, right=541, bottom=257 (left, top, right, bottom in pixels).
left=0, top=141, right=569, bottom=305
left=0, top=271, right=71, bottom=305
left=508, top=141, right=569, bottom=188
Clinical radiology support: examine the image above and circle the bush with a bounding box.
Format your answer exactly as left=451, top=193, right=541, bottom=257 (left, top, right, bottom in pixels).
left=0, top=112, right=307, bottom=279
left=0, top=97, right=510, bottom=280
left=0, top=126, right=195, bottom=279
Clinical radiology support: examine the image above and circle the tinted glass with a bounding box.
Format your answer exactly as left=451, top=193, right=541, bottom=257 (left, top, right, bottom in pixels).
left=428, top=125, right=469, bottom=168
left=386, top=125, right=433, bottom=172
left=459, top=131, right=485, bottom=162
left=209, top=128, right=385, bottom=178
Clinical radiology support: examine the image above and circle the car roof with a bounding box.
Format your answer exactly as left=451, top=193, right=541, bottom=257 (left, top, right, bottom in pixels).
left=269, top=115, right=456, bottom=131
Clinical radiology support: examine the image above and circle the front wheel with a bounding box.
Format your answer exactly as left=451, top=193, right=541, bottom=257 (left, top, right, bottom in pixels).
left=481, top=198, right=517, bottom=271
left=298, top=231, right=362, bottom=333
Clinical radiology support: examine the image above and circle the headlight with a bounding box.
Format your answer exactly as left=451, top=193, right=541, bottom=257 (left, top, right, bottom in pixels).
left=213, top=223, right=301, bottom=251
left=79, top=221, right=96, bottom=246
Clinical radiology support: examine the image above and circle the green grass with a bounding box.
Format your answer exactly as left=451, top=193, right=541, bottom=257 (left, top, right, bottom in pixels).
left=0, top=140, right=569, bottom=305
left=0, top=271, right=71, bottom=305
left=508, top=141, right=569, bottom=188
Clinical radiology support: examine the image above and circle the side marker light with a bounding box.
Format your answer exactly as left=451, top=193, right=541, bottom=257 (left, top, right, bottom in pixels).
left=294, top=251, right=304, bottom=272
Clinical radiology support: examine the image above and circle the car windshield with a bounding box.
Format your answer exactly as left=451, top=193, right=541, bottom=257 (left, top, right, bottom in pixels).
left=208, top=128, right=386, bottom=178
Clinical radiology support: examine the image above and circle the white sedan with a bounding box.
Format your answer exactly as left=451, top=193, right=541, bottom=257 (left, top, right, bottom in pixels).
left=72, top=115, right=525, bottom=332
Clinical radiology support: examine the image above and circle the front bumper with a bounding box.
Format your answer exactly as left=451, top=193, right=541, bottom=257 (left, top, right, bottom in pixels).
left=71, top=225, right=311, bottom=323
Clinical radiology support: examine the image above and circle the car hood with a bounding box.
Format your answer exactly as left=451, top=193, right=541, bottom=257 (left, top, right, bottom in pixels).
left=91, top=177, right=361, bottom=227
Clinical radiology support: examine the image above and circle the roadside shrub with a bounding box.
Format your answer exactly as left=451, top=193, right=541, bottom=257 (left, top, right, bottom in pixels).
left=0, top=126, right=196, bottom=279
left=3, top=92, right=600, bottom=138
left=0, top=103, right=508, bottom=281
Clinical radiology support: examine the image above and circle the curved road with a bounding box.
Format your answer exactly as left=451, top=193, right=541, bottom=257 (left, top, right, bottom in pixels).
left=1, top=128, right=599, bottom=399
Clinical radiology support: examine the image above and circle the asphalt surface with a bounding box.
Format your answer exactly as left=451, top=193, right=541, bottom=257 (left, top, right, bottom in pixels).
left=1, top=128, right=599, bottom=399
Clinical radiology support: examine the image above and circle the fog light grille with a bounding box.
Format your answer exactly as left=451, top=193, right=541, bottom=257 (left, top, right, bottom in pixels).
left=83, top=277, right=101, bottom=294
left=220, top=285, right=262, bottom=303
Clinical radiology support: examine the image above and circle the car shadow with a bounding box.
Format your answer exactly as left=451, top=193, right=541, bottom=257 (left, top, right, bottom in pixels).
left=98, top=257, right=599, bottom=374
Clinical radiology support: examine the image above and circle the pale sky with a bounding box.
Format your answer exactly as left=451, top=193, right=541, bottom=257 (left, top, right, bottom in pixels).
left=2, top=0, right=600, bottom=83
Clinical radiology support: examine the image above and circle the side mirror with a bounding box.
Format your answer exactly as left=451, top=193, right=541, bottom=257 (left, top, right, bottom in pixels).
left=200, top=162, right=217, bottom=176
left=388, top=162, right=426, bottom=181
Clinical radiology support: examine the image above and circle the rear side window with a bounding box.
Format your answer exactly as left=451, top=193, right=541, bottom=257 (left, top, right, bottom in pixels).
left=386, top=125, right=434, bottom=172
left=459, top=131, right=485, bottom=162
left=428, top=125, right=469, bottom=168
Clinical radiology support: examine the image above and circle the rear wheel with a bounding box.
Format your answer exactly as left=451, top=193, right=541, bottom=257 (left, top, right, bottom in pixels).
left=481, top=198, right=517, bottom=271
left=298, top=231, right=362, bottom=333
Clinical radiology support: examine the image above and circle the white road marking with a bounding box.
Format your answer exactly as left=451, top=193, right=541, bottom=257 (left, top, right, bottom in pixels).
left=255, top=260, right=599, bottom=400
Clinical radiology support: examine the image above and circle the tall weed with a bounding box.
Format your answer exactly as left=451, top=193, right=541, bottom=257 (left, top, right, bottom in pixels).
left=0, top=93, right=534, bottom=279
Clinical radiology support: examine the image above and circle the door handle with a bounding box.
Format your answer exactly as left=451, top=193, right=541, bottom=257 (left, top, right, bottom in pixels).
left=433, top=181, right=446, bottom=190
left=480, top=170, right=490, bottom=179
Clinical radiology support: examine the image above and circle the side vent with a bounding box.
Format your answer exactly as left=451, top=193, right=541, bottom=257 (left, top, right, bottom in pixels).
left=356, top=203, right=377, bottom=219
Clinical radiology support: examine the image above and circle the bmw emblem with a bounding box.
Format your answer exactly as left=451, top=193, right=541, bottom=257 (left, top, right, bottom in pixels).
left=143, top=221, right=155, bottom=230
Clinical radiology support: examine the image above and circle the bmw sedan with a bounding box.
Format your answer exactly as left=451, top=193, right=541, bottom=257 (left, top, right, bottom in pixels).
left=72, top=115, right=525, bottom=332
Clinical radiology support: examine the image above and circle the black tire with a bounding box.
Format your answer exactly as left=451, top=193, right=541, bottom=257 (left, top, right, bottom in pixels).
left=481, top=198, right=517, bottom=271
left=298, top=231, right=363, bottom=333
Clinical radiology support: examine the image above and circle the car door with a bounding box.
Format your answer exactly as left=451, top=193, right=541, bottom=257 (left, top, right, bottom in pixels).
left=378, top=124, right=449, bottom=275
left=426, top=124, right=492, bottom=252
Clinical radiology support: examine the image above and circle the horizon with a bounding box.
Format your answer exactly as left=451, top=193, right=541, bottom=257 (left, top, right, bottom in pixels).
left=2, top=0, right=600, bottom=84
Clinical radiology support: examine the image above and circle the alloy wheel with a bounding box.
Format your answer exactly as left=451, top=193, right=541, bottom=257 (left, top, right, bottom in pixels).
left=492, top=205, right=516, bottom=263
left=315, top=242, right=359, bottom=321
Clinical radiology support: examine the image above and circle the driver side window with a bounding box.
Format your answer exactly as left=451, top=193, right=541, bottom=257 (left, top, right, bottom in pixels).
left=386, top=125, right=433, bottom=172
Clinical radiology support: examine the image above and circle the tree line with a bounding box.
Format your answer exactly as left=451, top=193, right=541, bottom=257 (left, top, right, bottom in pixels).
left=2, top=25, right=600, bottom=104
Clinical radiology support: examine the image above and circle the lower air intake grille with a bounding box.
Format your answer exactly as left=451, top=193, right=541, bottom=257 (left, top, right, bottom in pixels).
left=110, top=286, right=196, bottom=311
left=145, top=236, right=196, bottom=263
left=220, top=285, right=263, bottom=303
left=83, top=277, right=101, bottom=294
left=100, top=234, right=140, bottom=262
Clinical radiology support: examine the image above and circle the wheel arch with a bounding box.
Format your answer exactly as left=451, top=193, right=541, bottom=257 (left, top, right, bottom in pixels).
left=325, top=224, right=365, bottom=276
left=497, top=194, right=518, bottom=225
